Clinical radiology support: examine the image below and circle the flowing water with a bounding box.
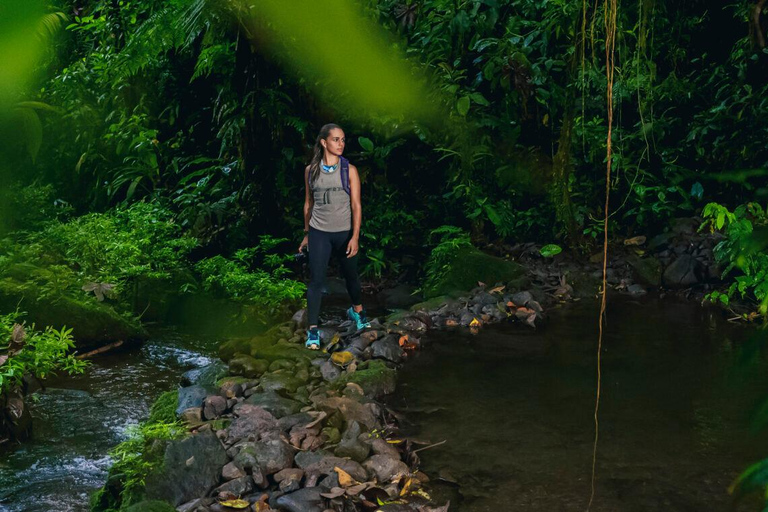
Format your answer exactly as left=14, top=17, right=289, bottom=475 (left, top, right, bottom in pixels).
left=0, top=328, right=220, bottom=512
left=1, top=298, right=767, bottom=512
left=392, top=297, right=768, bottom=511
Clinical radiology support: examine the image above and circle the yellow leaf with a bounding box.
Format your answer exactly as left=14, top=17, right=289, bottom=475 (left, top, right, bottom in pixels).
left=469, top=317, right=481, bottom=327
left=489, top=285, right=505, bottom=294
left=623, top=235, right=647, bottom=246
left=218, top=499, right=250, bottom=509
left=334, top=466, right=357, bottom=487
left=331, top=351, right=355, bottom=367
left=399, top=477, right=414, bottom=496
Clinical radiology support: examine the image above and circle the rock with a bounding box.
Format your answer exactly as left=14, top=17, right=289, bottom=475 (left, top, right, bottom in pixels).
left=459, top=311, right=476, bottom=327
left=203, top=395, right=228, bottom=420
left=511, top=291, right=533, bottom=306
left=319, top=361, right=341, bottom=381
left=259, top=372, right=303, bottom=393
left=243, top=390, right=303, bottom=418
left=219, top=328, right=312, bottom=364
left=362, top=455, right=409, bottom=483
left=229, top=355, right=270, bottom=378
left=278, top=412, right=315, bottom=432
left=234, top=439, right=296, bottom=475
left=218, top=379, right=244, bottom=399
left=176, top=498, right=205, bottom=512
left=370, top=335, right=404, bottom=363
left=378, top=284, right=421, bottom=309
left=227, top=405, right=278, bottom=443
left=222, top=461, right=246, bottom=480
left=663, top=254, right=703, bottom=287
left=627, top=284, right=647, bottom=296
left=292, top=309, right=308, bottom=329
left=422, top=246, right=526, bottom=298
left=472, top=291, right=497, bottom=305
left=370, top=438, right=400, bottom=459
left=626, top=254, right=662, bottom=287
left=303, top=455, right=368, bottom=483
left=213, top=475, right=253, bottom=496
left=311, top=396, right=377, bottom=429
left=337, top=360, right=397, bottom=398
left=181, top=361, right=228, bottom=388
left=179, top=407, right=202, bottom=424
left=176, top=386, right=208, bottom=416
left=0, top=273, right=148, bottom=350
left=275, top=487, right=325, bottom=512
left=275, top=468, right=305, bottom=493
left=334, top=421, right=370, bottom=462
left=123, top=500, right=177, bottom=512
left=145, top=430, right=228, bottom=506
left=294, top=449, right=334, bottom=469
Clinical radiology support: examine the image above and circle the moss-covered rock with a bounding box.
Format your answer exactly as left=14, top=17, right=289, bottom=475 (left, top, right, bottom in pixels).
left=0, top=273, right=147, bottom=350
left=424, top=247, right=526, bottom=298
left=626, top=254, right=662, bottom=287
left=124, top=500, right=177, bottom=512
left=219, top=326, right=311, bottom=365
left=228, top=354, right=270, bottom=378
left=336, top=360, right=397, bottom=398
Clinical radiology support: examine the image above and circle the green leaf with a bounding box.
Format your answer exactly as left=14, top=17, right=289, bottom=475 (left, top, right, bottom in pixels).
left=469, top=92, right=490, bottom=106
left=358, top=136, right=374, bottom=152
left=540, top=244, right=562, bottom=258
left=456, top=96, right=470, bottom=116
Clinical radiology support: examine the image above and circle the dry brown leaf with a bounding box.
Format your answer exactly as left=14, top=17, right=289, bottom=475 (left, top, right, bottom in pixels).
left=624, top=235, right=647, bottom=246
left=346, top=483, right=369, bottom=495
left=345, top=382, right=364, bottom=395
left=0, top=355, right=8, bottom=367
left=398, top=334, right=409, bottom=347
left=489, top=285, right=505, bottom=294
left=334, top=466, right=356, bottom=487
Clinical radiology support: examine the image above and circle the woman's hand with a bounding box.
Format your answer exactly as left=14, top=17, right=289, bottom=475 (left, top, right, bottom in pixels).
left=346, top=237, right=359, bottom=258
left=298, top=235, right=309, bottom=253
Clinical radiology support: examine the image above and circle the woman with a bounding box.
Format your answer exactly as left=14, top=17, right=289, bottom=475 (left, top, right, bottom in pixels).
left=298, top=123, right=370, bottom=349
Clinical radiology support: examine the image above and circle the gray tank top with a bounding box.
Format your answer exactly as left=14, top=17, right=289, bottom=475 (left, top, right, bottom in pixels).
left=309, top=166, right=351, bottom=232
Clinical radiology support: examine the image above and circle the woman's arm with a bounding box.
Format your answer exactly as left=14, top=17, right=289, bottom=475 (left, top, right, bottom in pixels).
left=346, top=164, right=362, bottom=258
left=299, top=165, right=313, bottom=252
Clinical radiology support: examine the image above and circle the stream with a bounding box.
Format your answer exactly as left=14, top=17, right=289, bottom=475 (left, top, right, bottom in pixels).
left=1, top=298, right=767, bottom=511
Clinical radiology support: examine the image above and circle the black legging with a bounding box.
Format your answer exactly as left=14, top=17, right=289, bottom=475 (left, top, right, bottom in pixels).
left=307, top=227, right=362, bottom=326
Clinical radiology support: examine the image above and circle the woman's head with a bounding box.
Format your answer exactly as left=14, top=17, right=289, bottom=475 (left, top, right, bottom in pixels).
left=309, top=123, right=345, bottom=185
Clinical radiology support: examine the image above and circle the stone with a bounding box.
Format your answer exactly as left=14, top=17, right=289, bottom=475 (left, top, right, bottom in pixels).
left=378, top=284, right=421, bottom=309
left=179, top=407, right=202, bottom=424
left=303, top=455, right=368, bottom=483
left=243, top=390, right=303, bottom=418
left=472, top=291, right=497, bottom=305
left=626, top=254, right=662, bottom=287
left=370, top=438, right=401, bottom=459
left=213, top=475, right=253, bottom=496
left=370, top=335, right=404, bottom=363
left=275, top=468, right=305, bottom=493
left=275, top=487, right=325, bottom=512
left=511, top=291, right=533, bottom=306
left=234, top=439, right=296, bottom=475
left=292, top=309, right=308, bottom=329
left=337, top=360, right=397, bottom=399
left=663, top=254, right=703, bottom=287
left=259, top=372, right=302, bottom=393
left=319, top=361, right=341, bottom=382
left=222, top=461, right=246, bottom=480
left=229, top=355, right=270, bottom=378
left=181, top=361, right=228, bottom=388
left=362, top=454, right=409, bottom=483
left=145, top=430, right=228, bottom=506
left=334, top=421, right=370, bottom=462
left=422, top=246, right=526, bottom=298
left=176, top=498, right=205, bottom=512
left=294, top=449, right=334, bottom=469
left=278, top=412, right=315, bottom=431
left=227, top=405, right=278, bottom=443
left=176, top=386, right=208, bottom=416
left=627, top=284, right=647, bottom=296
left=203, top=395, right=228, bottom=420
left=123, top=500, right=177, bottom=512
left=311, top=396, right=377, bottom=429
left=218, top=379, right=244, bottom=399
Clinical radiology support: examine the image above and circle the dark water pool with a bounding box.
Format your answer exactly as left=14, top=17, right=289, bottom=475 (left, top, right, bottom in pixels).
left=391, top=298, right=768, bottom=511
left=0, top=329, right=219, bottom=512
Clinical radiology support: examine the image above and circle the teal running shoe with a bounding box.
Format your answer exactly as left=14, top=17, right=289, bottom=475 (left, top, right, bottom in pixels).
left=347, top=307, right=371, bottom=331
left=305, top=328, right=321, bottom=350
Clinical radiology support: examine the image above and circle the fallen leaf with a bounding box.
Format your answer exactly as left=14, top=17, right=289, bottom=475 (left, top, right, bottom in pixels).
left=0, top=355, right=7, bottom=367
left=506, top=301, right=516, bottom=308
left=331, top=351, right=355, bottom=367
left=254, top=494, right=271, bottom=512
left=345, top=382, right=364, bottom=395
left=624, top=235, right=647, bottom=246
left=302, top=411, right=327, bottom=429
left=489, top=285, right=505, bottom=294
left=399, top=477, right=415, bottom=496
left=398, top=334, right=409, bottom=347
left=346, top=361, right=357, bottom=373
left=477, top=281, right=486, bottom=287
left=218, top=498, right=250, bottom=509
left=346, top=483, right=369, bottom=495
left=325, top=332, right=342, bottom=351
left=469, top=317, right=481, bottom=327
left=334, top=466, right=357, bottom=487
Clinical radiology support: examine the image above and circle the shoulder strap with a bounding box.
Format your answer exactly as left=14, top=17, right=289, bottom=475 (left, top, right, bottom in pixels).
left=340, top=156, right=350, bottom=195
